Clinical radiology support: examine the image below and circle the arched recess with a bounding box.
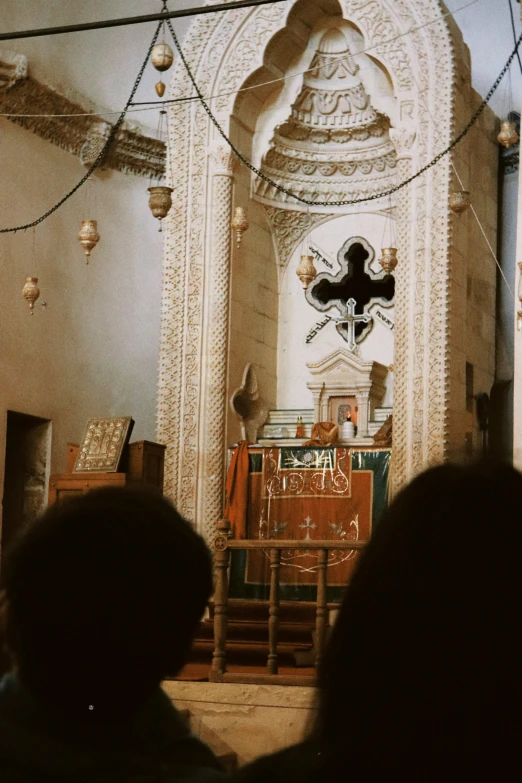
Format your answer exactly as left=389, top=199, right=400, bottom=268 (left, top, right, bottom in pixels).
left=157, top=0, right=460, bottom=540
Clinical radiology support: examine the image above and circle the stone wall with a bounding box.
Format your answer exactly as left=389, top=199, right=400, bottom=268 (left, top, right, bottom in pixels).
left=446, top=25, right=499, bottom=461
left=163, top=680, right=316, bottom=766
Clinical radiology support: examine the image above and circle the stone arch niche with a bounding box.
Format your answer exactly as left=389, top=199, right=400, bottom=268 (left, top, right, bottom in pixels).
left=157, top=0, right=476, bottom=540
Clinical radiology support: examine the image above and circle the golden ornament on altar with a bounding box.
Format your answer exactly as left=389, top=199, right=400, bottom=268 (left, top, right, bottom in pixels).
left=379, top=247, right=398, bottom=274
left=296, top=254, right=317, bottom=289
left=78, top=220, right=100, bottom=262
left=151, top=43, right=174, bottom=72
left=498, top=119, right=519, bottom=150
left=231, top=206, right=249, bottom=248
left=155, top=80, right=166, bottom=98
left=22, top=276, right=40, bottom=314
left=148, top=185, right=173, bottom=231
left=449, top=190, right=470, bottom=214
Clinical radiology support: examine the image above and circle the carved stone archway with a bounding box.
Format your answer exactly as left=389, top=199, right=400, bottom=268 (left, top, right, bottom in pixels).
left=157, top=0, right=460, bottom=539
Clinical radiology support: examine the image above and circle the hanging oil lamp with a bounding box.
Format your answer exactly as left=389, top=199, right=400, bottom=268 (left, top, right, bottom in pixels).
left=78, top=219, right=100, bottom=262
left=379, top=247, right=398, bottom=274
left=498, top=119, right=519, bottom=150
left=148, top=186, right=173, bottom=231
left=449, top=190, right=470, bottom=214
left=22, top=277, right=40, bottom=315
left=231, top=207, right=249, bottom=248
left=296, top=253, right=317, bottom=289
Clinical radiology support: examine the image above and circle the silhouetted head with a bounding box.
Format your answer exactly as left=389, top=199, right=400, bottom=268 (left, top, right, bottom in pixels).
left=314, top=461, right=522, bottom=776
left=1, top=488, right=212, bottom=724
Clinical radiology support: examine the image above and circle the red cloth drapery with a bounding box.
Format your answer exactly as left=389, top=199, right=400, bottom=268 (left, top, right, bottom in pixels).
left=224, top=440, right=249, bottom=539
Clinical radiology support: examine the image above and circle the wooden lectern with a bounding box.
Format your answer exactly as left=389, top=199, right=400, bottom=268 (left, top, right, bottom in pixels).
left=48, top=440, right=166, bottom=505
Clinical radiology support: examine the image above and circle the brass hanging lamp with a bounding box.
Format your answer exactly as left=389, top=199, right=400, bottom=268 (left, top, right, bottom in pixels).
left=449, top=190, right=470, bottom=214
left=379, top=200, right=398, bottom=274
left=147, top=110, right=172, bottom=231
left=498, top=69, right=519, bottom=150
left=296, top=253, right=317, bottom=289
left=498, top=119, right=519, bottom=150
left=78, top=219, right=100, bottom=262
left=22, top=277, right=40, bottom=315
left=231, top=206, right=249, bottom=248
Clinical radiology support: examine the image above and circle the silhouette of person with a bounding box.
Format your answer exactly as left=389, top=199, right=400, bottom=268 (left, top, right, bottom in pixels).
left=0, top=488, right=224, bottom=782
left=235, top=461, right=522, bottom=781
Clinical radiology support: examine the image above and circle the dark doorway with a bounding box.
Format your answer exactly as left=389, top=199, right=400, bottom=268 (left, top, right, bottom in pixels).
left=2, top=411, right=51, bottom=577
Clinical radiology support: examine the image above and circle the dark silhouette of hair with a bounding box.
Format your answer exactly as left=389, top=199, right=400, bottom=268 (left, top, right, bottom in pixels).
left=1, top=488, right=212, bottom=724
left=312, top=461, right=522, bottom=778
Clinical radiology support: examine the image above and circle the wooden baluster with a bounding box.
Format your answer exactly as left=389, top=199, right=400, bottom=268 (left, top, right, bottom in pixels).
left=211, top=519, right=231, bottom=677
left=267, top=548, right=281, bottom=675
left=315, top=548, right=328, bottom=671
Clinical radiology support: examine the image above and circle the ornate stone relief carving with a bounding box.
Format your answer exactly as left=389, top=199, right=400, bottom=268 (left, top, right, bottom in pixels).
left=0, top=49, right=165, bottom=178
left=306, top=348, right=387, bottom=439
left=263, top=206, right=331, bottom=270
left=255, top=27, right=398, bottom=208
left=157, top=0, right=459, bottom=539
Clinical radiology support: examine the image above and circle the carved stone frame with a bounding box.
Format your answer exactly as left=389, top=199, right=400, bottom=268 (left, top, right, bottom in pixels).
left=157, top=0, right=457, bottom=539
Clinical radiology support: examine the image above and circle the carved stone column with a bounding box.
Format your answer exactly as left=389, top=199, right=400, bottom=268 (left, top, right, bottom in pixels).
left=389, top=127, right=416, bottom=495
left=355, top=390, right=371, bottom=439
left=199, top=146, right=235, bottom=543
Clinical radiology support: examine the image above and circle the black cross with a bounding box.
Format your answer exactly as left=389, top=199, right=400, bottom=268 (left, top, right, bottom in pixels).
left=309, top=241, right=395, bottom=339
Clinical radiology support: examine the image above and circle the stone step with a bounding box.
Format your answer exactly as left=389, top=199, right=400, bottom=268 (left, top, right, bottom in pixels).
left=373, top=407, right=392, bottom=422
left=178, top=708, right=238, bottom=772
left=261, top=424, right=313, bottom=439
left=265, top=409, right=314, bottom=425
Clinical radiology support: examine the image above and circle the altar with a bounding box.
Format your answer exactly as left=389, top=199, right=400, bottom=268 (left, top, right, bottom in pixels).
left=227, top=445, right=390, bottom=602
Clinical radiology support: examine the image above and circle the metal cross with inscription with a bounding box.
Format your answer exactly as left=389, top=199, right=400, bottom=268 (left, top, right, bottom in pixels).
left=299, top=516, right=317, bottom=541
left=332, top=298, right=373, bottom=353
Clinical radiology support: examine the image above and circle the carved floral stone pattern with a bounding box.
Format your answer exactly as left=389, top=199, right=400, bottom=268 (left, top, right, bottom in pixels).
left=263, top=207, right=331, bottom=270
left=157, top=0, right=461, bottom=538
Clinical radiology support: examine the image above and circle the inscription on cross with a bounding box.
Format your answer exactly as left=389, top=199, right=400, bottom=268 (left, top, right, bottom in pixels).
left=305, top=236, right=395, bottom=347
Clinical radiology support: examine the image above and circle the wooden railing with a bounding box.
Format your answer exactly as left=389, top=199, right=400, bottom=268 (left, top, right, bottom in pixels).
left=210, top=519, right=366, bottom=685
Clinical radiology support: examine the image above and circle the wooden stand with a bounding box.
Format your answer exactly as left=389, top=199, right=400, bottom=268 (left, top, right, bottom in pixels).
left=49, top=440, right=165, bottom=504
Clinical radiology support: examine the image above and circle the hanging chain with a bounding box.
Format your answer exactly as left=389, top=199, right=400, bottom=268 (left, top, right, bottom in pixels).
left=165, top=6, right=522, bottom=208
left=0, top=21, right=164, bottom=233
left=2, top=8, right=521, bottom=232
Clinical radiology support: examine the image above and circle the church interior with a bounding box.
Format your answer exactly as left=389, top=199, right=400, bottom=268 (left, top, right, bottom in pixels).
left=1, top=0, right=522, bottom=767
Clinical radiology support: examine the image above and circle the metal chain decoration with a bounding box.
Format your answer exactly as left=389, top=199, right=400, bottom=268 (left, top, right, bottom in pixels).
left=165, top=6, right=522, bottom=208
left=0, top=21, right=164, bottom=234
left=1, top=7, right=521, bottom=231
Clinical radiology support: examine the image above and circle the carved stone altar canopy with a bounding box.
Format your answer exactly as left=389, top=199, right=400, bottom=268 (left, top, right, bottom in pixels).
left=157, top=0, right=497, bottom=541
left=255, top=27, right=397, bottom=207
left=307, top=349, right=386, bottom=439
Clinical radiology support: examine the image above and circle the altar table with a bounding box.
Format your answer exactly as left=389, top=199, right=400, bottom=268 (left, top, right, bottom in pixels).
left=227, top=446, right=390, bottom=602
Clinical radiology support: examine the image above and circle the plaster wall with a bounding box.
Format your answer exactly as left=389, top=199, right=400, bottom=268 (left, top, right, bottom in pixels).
left=0, top=119, right=163, bottom=533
